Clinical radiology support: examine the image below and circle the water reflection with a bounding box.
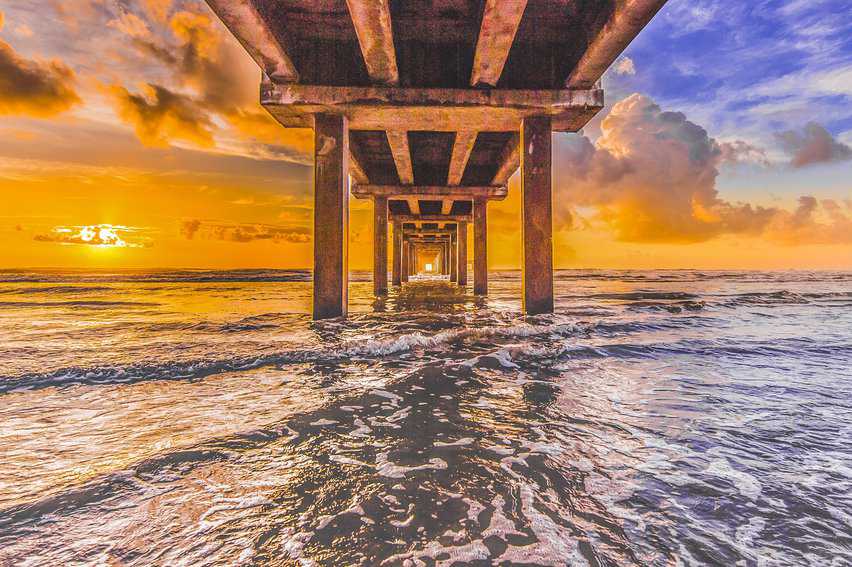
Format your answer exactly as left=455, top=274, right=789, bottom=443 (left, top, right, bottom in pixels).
left=1, top=271, right=850, bottom=565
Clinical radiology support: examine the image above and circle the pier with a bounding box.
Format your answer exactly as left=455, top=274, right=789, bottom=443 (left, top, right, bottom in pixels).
left=205, top=0, right=667, bottom=318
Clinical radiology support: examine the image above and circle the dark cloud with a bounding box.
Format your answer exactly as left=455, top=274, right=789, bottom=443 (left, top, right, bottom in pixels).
left=180, top=218, right=201, bottom=239
left=775, top=122, right=852, bottom=168
left=180, top=220, right=310, bottom=244
left=0, top=32, right=81, bottom=117
left=107, top=84, right=214, bottom=148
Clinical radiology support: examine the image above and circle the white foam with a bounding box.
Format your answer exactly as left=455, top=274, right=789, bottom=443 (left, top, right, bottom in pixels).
left=309, top=418, right=338, bottom=426
left=375, top=452, right=448, bottom=478
left=434, top=437, right=474, bottom=447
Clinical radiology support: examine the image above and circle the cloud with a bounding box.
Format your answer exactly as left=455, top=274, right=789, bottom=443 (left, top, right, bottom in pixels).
left=107, top=83, right=214, bottom=148
left=775, top=122, right=852, bottom=167
left=0, top=36, right=81, bottom=117
left=765, top=197, right=852, bottom=245
left=556, top=94, right=852, bottom=246
left=557, top=94, right=776, bottom=243
left=180, top=220, right=310, bottom=244
left=34, top=225, right=152, bottom=248
left=143, top=0, right=173, bottom=23
left=613, top=57, right=636, bottom=76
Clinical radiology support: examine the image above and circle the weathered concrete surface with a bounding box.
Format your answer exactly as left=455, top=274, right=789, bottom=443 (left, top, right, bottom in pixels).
left=471, top=0, right=528, bottom=87
left=312, top=114, right=349, bottom=320
left=473, top=199, right=488, bottom=295
left=521, top=116, right=554, bottom=315
left=262, top=82, right=604, bottom=132
left=401, top=241, right=410, bottom=283
left=447, top=131, right=478, bottom=186
left=450, top=232, right=458, bottom=282
left=204, top=0, right=297, bottom=82
left=373, top=196, right=388, bottom=295
left=566, top=0, right=668, bottom=89
left=345, top=0, right=398, bottom=86
left=352, top=186, right=507, bottom=200
left=458, top=221, right=468, bottom=287
left=392, top=221, right=401, bottom=286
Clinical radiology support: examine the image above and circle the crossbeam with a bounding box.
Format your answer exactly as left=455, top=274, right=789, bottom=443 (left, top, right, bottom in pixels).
left=352, top=185, right=507, bottom=200
left=263, top=83, right=604, bottom=132
left=391, top=214, right=471, bottom=223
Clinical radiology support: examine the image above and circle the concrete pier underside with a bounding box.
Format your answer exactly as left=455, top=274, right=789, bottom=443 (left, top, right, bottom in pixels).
left=205, top=0, right=667, bottom=319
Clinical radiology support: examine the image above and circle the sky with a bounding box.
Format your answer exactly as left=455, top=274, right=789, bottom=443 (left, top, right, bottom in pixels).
left=0, top=0, right=850, bottom=270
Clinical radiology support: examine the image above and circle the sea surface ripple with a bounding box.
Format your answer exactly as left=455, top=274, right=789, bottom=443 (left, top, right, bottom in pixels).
left=0, top=269, right=850, bottom=566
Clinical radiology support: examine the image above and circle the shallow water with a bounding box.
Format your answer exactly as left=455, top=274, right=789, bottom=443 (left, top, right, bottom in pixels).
left=0, top=269, right=850, bottom=566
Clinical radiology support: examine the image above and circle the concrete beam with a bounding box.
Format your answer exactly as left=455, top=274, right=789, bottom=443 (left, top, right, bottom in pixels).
left=373, top=196, right=388, bottom=295
left=521, top=116, right=554, bottom=314
left=470, top=0, right=528, bottom=87
left=387, top=130, right=414, bottom=185
left=349, top=152, right=369, bottom=185
left=312, top=114, right=349, bottom=319
left=406, top=198, right=421, bottom=215
left=204, top=0, right=298, bottom=82
left=492, top=133, right=520, bottom=185
left=473, top=198, right=488, bottom=295
left=447, top=131, right=478, bottom=186
left=262, top=82, right=604, bottom=132
left=345, top=0, right=399, bottom=86
left=352, top=185, right=507, bottom=200
left=390, top=214, right=472, bottom=223
left=566, top=0, right=668, bottom=89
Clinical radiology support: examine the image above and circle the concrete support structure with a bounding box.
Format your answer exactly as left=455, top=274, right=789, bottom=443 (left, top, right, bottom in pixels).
left=401, top=241, right=410, bottom=283
left=373, top=196, right=388, bottom=295
left=457, top=221, right=468, bottom=288
left=392, top=222, right=401, bottom=286
left=450, top=232, right=458, bottom=283
left=208, top=0, right=666, bottom=315
left=521, top=116, right=554, bottom=314
left=312, top=114, right=349, bottom=320
left=473, top=199, right=488, bottom=295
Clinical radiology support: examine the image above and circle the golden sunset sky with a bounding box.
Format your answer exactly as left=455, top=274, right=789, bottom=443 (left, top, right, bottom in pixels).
left=1, top=1, right=850, bottom=270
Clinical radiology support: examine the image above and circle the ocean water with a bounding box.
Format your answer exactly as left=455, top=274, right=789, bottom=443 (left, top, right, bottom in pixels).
left=0, top=269, right=850, bottom=566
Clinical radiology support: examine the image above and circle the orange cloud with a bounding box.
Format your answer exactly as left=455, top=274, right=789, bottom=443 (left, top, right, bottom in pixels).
left=143, top=0, right=173, bottom=23
left=34, top=225, right=152, bottom=248
left=0, top=34, right=81, bottom=117
left=180, top=220, right=310, bottom=244
left=557, top=94, right=775, bottom=243
left=107, top=84, right=214, bottom=148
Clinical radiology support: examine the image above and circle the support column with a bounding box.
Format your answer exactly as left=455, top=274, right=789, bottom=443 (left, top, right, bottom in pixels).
left=442, top=243, right=448, bottom=274
left=450, top=232, right=458, bottom=282
left=401, top=240, right=409, bottom=283
left=473, top=198, right=488, bottom=295
left=457, top=221, right=468, bottom=287
left=521, top=116, right=554, bottom=314
left=392, top=221, right=401, bottom=286
left=312, top=114, right=349, bottom=320
left=373, top=196, right=388, bottom=295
